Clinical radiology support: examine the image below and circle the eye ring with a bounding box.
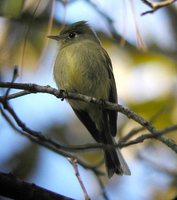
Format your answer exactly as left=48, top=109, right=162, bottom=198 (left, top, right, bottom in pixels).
left=68, top=32, right=76, bottom=38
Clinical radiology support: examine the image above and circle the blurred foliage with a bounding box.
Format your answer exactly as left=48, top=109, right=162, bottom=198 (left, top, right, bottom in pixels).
left=0, top=0, right=177, bottom=199
left=129, top=94, right=176, bottom=130
left=0, top=0, right=24, bottom=18
left=48, top=123, right=103, bottom=165
left=136, top=148, right=177, bottom=200
left=1, top=142, right=39, bottom=179
left=153, top=185, right=177, bottom=200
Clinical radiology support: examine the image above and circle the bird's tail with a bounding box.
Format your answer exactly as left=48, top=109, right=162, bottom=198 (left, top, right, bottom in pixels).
left=102, top=111, right=131, bottom=178
left=104, top=144, right=131, bottom=178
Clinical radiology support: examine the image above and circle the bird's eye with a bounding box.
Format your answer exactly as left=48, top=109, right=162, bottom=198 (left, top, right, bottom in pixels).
left=68, top=32, right=76, bottom=39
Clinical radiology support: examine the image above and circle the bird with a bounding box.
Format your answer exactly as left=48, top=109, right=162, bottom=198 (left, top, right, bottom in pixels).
left=48, top=21, right=131, bottom=178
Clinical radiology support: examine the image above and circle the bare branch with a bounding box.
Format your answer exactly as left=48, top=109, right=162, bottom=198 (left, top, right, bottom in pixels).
left=1, top=99, right=177, bottom=153
left=121, top=125, right=177, bottom=149
left=69, top=158, right=91, bottom=200
left=0, top=82, right=157, bottom=132
left=119, top=106, right=169, bottom=143
left=141, top=0, right=177, bottom=15
left=4, top=66, right=18, bottom=97
left=0, top=105, right=104, bottom=175
left=0, top=172, right=73, bottom=200
left=4, top=90, right=31, bottom=100
left=0, top=79, right=176, bottom=200
left=20, top=0, right=42, bottom=75
left=0, top=82, right=177, bottom=154
left=96, top=176, right=109, bottom=200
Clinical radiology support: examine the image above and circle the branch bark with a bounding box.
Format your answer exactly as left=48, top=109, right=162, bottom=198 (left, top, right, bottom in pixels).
left=0, top=82, right=177, bottom=154
left=69, top=158, right=91, bottom=200
left=0, top=82, right=159, bottom=133
left=0, top=172, right=73, bottom=200
left=0, top=104, right=104, bottom=176
left=141, top=0, right=177, bottom=15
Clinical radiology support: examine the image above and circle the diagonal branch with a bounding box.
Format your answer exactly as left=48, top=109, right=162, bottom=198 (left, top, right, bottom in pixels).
left=1, top=98, right=177, bottom=153
left=121, top=125, right=177, bottom=149
left=0, top=82, right=177, bottom=154
left=0, top=105, right=104, bottom=175
left=0, top=172, right=73, bottom=200
left=141, top=0, right=177, bottom=15
left=0, top=82, right=156, bottom=132
left=119, top=106, right=169, bottom=143
left=69, top=158, right=91, bottom=200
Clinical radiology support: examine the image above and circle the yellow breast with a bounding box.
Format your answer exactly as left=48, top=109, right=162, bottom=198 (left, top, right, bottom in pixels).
left=54, top=40, right=110, bottom=99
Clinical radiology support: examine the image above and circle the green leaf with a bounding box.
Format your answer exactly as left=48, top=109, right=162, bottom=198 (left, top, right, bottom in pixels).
left=0, top=0, right=24, bottom=18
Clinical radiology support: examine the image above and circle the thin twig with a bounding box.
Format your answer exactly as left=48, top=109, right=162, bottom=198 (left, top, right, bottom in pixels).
left=120, top=106, right=169, bottom=143
left=120, top=0, right=128, bottom=47
left=3, top=90, right=31, bottom=100
left=4, top=66, right=18, bottom=98
left=119, top=127, right=145, bottom=143
left=129, top=0, right=147, bottom=51
left=0, top=104, right=103, bottom=175
left=47, top=0, right=55, bottom=37
left=96, top=176, right=109, bottom=200
left=121, top=125, right=177, bottom=149
left=141, top=0, right=177, bottom=15
left=20, top=0, right=41, bottom=75
left=69, top=158, right=91, bottom=200
left=1, top=99, right=177, bottom=153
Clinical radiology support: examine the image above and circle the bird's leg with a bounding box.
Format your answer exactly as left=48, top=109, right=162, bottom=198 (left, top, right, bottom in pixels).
left=59, top=89, right=67, bottom=101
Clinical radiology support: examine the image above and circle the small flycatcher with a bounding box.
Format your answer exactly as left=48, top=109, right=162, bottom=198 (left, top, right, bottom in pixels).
left=48, top=21, right=131, bottom=178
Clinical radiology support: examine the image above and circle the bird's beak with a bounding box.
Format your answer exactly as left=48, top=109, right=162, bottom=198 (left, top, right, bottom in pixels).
left=47, top=34, right=60, bottom=41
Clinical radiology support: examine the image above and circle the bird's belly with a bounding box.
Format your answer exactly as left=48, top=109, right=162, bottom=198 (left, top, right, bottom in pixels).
left=54, top=43, right=110, bottom=109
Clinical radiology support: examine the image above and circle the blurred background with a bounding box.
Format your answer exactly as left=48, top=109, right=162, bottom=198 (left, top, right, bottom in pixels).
left=0, top=0, right=177, bottom=199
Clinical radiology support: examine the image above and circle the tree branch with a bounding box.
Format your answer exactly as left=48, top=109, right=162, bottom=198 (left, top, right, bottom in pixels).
left=141, top=0, right=177, bottom=15
left=0, top=105, right=104, bottom=176
left=121, top=125, right=177, bottom=149
left=0, top=82, right=177, bottom=154
left=0, top=78, right=177, bottom=200
left=69, top=158, right=91, bottom=200
left=0, top=172, right=73, bottom=200
left=0, top=82, right=157, bottom=132
left=119, top=106, right=171, bottom=143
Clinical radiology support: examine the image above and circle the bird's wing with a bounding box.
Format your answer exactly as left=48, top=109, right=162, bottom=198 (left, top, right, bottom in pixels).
left=102, top=48, right=118, bottom=137
left=72, top=109, right=102, bottom=142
